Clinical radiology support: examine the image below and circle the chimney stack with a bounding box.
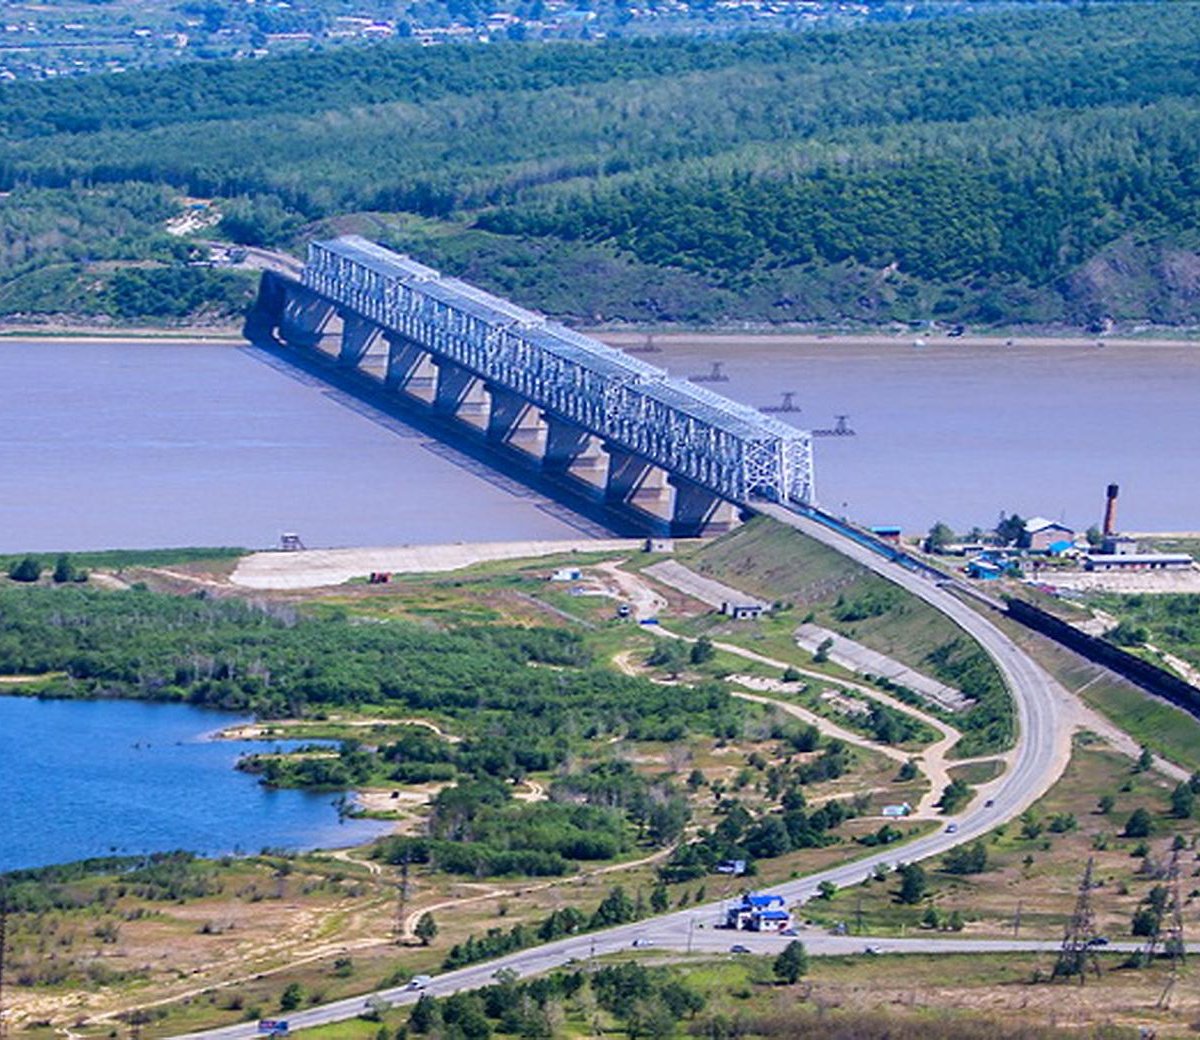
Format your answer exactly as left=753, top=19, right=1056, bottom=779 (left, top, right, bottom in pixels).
left=1102, top=483, right=1119, bottom=537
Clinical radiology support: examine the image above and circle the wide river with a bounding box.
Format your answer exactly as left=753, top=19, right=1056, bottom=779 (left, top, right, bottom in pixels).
left=0, top=695, right=389, bottom=872
left=0, top=333, right=1196, bottom=548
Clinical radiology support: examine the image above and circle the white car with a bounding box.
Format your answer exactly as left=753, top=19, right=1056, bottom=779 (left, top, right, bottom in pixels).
left=407, top=974, right=433, bottom=990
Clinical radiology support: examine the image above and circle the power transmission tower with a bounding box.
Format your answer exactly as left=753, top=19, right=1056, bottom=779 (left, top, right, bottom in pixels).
left=394, top=853, right=410, bottom=945
left=1158, top=849, right=1186, bottom=1009
left=1053, top=857, right=1102, bottom=984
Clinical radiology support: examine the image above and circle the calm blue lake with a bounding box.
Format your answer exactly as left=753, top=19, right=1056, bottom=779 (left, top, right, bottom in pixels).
left=0, top=696, right=390, bottom=872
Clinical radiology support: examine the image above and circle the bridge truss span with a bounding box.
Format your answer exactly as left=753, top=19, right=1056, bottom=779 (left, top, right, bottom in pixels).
left=301, top=236, right=814, bottom=510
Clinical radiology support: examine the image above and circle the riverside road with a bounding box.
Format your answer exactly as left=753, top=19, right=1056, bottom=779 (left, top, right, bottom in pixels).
left=171, top=507, right=1090, bottom=1040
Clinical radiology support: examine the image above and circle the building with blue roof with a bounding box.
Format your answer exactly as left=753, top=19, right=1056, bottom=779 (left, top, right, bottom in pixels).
left=725, top=893, right=792, bottom=932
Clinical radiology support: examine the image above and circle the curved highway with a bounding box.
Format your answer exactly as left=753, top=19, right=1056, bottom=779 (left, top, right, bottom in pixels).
left=171, top=510, right=1079, bottom=1038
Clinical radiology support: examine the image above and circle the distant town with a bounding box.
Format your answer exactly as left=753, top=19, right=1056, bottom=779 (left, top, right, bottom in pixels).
left=0, top=0, right=970, bottom=81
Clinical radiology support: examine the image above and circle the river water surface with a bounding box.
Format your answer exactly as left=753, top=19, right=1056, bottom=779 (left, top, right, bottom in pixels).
left=0, top=334, right=1196, bottom=547
left=632, top=334, right=1200, bottom=533
left=0, top=695, right=389, bottom=872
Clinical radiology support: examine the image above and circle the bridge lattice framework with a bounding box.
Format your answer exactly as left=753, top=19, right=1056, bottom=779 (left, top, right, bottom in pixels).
left=278, top=235, right=814, bottom=533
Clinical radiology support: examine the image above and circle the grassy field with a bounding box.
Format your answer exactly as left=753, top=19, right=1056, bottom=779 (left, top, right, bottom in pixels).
left=800, top=739, right=1188, bottom=943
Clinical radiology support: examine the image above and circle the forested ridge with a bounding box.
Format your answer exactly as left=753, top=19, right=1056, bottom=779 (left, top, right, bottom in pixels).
left=1, top=3, right=1198, bottom=324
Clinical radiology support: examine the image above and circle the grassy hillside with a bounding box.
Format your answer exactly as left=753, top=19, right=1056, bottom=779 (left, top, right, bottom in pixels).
left=684, top=517, right=1012, bottom=754
left=1, top=3, right=1198, bottom=326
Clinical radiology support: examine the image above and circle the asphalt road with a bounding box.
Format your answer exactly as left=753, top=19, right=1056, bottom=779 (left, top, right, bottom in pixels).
left=171, top=509, right=1080, bottom=1039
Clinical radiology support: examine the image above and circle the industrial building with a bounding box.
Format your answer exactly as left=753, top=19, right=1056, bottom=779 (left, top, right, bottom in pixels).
left=1021, top=517, right=1076, bottom=552
left=1084, top=553, right=1193, bottom=572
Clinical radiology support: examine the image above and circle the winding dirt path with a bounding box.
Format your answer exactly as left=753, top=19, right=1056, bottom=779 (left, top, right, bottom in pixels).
left=608, top=563, right=967, bottom=816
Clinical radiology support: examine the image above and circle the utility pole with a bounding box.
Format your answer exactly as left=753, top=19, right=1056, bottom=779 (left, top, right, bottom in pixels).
left=855, top=892, right=864, bottom=935
left=1013, top=899, right=1023, bottom=938
left=1053, top=857, right=1102, bottom=984
left=394, top=853, right=410, bottom=945
left=1158, top=848, right=1186, bottom=1009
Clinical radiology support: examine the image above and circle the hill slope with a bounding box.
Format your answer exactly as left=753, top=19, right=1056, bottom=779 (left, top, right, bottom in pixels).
left=1, top=3, right=1198, bottom=326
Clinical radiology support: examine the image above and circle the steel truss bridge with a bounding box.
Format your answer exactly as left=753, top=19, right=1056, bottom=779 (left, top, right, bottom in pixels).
left=256, top=235, right=814, bottom=534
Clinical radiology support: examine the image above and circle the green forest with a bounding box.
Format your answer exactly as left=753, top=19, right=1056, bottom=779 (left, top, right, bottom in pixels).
left=0, top=3, right=1198, bottom=324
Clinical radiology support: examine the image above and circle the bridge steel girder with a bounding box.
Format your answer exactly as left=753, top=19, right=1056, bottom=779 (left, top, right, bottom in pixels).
left=300, top=236, right=815, bottom=510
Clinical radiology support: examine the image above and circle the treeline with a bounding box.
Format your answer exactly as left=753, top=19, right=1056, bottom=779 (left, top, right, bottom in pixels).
left=0, top=585, right=741, bottom=743
left=925, top=638, right=1013, bottom=757
left=2, top=4, right=1199, bottom=324
left=405, top=961, right=704, bottom=1040
left=367, top=762, right=692, bottom=877
left=439, top=884, right=660, bottom=970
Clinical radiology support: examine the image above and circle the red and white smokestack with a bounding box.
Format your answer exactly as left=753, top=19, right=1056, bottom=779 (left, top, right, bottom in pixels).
left=1103, top=483, right=1119, bottom=537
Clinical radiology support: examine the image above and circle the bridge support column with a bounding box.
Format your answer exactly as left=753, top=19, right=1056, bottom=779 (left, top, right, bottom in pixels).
left=670, top=477, right=742, bottom=537
left=486, top=387, right=547, bottom=457
left=543, top=417, right=608, bottom=488
left=279, top=286, right=335, bottom=349
left=338, top=312, right=381, bottom=368
left=604, top=446, right=674, bottom=521
left=385, top=334, right=437, bottom=402
left=433, top=358, right=488, bottom=429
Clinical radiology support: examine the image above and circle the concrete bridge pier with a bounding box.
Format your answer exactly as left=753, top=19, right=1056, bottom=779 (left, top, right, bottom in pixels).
left=384, top=333, right=438, bottom=403
left=279, top=287, right=335, bottom=349
left=433, top=359, right=489, bottom=429
left=485, top=387, right=547, bottom=457
left=670, top=477, right=742, bottom=537
left=338, top=312, right=383, bottom=370
left=543, top=417, right=610, bottom=489
left=604, top=446, right=674, bottom=522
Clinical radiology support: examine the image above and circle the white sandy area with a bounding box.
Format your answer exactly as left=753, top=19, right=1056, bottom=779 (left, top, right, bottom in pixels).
left=231, top=538, right=645, bottom=589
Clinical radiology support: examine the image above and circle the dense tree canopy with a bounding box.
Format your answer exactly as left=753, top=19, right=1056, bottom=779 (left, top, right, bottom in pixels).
left=0, top=4, right=1198, bottom=323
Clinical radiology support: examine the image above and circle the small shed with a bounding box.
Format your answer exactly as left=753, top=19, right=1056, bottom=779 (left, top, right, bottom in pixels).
left=967, top=559, right=1003, bottom=581
left=721, top=602, right=765, bottom=620
left=871, top=525, right=902, bottom=546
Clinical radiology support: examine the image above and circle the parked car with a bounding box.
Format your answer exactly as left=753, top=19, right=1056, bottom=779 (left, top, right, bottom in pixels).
left=730, top=944, right=752, bottom=954
left=863, top=945, right=882, bottom=956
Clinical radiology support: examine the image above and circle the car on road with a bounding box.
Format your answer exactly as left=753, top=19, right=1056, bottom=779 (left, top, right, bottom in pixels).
left=945, top=822, right=959, bottom=833
left=407, top=974, right=433, bottom=991
left=863, top=945, right=882, bottom=956
left=984, top=799, right=995, bottom=808
left=730, top=944, right=752, bottom=954
left=631, top=938, right=654, bottom=948
left=1086, top=936, right=1109, bottom=947
left=781, top=928, right=798, bottom=936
